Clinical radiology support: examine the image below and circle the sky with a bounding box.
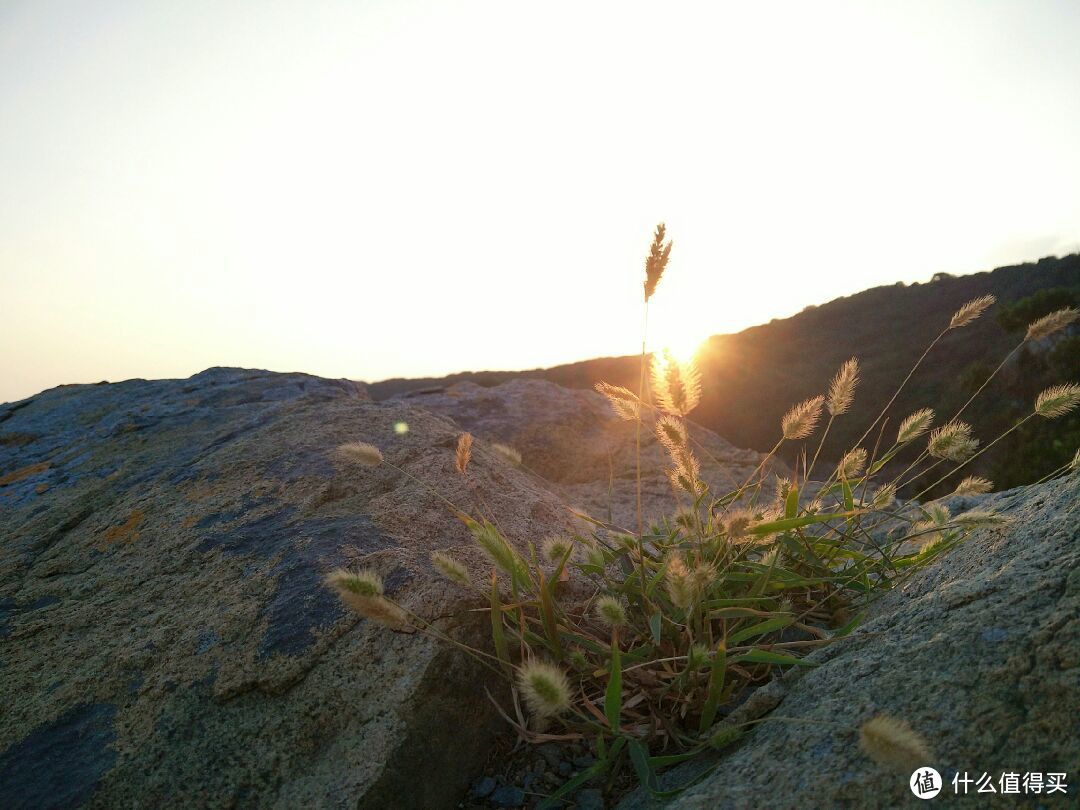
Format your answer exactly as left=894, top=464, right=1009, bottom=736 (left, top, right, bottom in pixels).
left=2, top=0, right=1080, bottom=404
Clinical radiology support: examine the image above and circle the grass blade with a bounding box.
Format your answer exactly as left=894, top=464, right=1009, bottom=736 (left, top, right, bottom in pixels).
left=605, top=637, right=622, bottom=733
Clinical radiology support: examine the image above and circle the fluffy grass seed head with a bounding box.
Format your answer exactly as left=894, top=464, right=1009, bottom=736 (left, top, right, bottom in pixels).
left=1034, top=383, right=1080, bottom=419
left=953, top=476, right=993, bottom=496
left=665, top=556, right=695, bottom=609
left=492, top=442, right=522, bottom=466
left=455, top=433, right=473, bottom=475
left=774, top=475, right=792, bottom=502
left=897, top=408, right=934, bottom=444
left=595, top=595, right=628, bottom=627
left=431, top=551, right=470, bottom=587
left=872, top=483, right=897, bottom=509
left=517, top=660, right=572, bottom=719
left=859, top=714, right=932, bottom=771
left=595, top=382, right=641, bottom=421
left=722, top=507, right=756, bottom=541
left=927, top=421, right=978, bottom=462
left=1025, top=306, right=1079, bottom=342
left=953, top=510, right=1010, bottom=528
left=651, top=350, right=702, bottom=416
left=325, top=569, right=411, bottom=630
left=656, top=414, right=689, bottom=454
left=327, top=568, right=383, bottom=597
left=643, top=222, right=673, bottom=302
left=1073, top=447, right=1080, bottom=472
left=949, top=294, right=996, bottom=329
left=541, top=536, right=573, bottom=563
left=782, top=395, right=824, bottom=440
left=925, top=502, right=951, bottom=526
left=687, top=643, right=709, bottom=670
left=838, top=447, right=867, bottom=479
left=666, top=448, right=702, bottom=494
left=336, top=442, right=383, bottom=467
left=827, top=357, right=860, bottom=416
left=580, top=540, right=606, bottom=568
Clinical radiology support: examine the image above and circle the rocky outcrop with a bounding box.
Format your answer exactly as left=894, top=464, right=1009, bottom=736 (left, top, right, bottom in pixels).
left=4, top=367, right=1075, bottom=809
left=619, top=474, right=1080, bottom=809
left=0, top=368, right=581, bottom=808
left=396, top=379, right=781, bottom=528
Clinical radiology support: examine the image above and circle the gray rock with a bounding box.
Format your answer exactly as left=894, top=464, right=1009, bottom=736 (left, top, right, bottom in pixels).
left=490, top=785, right=526, bottom=807
left=575, top=787, right=605, bottom=809
left=470, top=776, right=497, bottom=798
left=0, top=368, right=578, bottom=808
left=618, top=474, right=1080, bottom=809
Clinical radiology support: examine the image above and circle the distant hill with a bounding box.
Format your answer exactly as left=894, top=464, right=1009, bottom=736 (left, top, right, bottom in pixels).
left=370, top=254, right=1080, bottom=494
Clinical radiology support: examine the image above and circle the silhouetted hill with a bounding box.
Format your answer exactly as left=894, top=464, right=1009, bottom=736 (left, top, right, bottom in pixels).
left=370, top=254, right=1080, bottom=493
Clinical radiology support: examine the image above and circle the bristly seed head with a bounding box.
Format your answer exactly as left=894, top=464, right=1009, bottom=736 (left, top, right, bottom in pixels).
left=665, top=556, right=695, bottom=609
left=782, top=395, right=824, bottom=440
left=1034, top=383, right=1080, bottom=419
left=325, top=569, right=412, bottom=631
left=517, top=660, right=572, bottom=718
left=431, top=551, right=470, bottom=587
left=872, top=483, right=897, bottom=509
left=925, top=502, right=951, bottom=526
left=541, top=536, right=573, bottom=563
left=595, top=382, right=641, bottom=421
left=651, top=350, right=702, bottom=417
left=643, top=223, right=673, bottom=302
left=326, top=568, right=383, bottom=597
left=455, top=433, right=473, bottom=475
left=1025, top=307, right=1079, bottom=342
left=491, top=442, right=522, bottom=466
left=953, top=510, right=1011, bottom=528
left=838, top=447, right=867, bottom=479
left=859, top=714, right=932, bottom=771
left=927, top=421, right=978, bottom=461
left=949, top=294, right=996, bottom=329
left=897, top=408, right=934, bottom=444
left=1072, top=448, right=1080, bottom=472
left=656, top=415, right=689, bottom=453
left=595, top=595, right=628, bottom=627
left=827, top=358, right=860, bottom=416
left=336, top=442, right=383, bottom=467
left=722, top=507, right=756, bottom=540
left=953, top=476, right=993, bottom=496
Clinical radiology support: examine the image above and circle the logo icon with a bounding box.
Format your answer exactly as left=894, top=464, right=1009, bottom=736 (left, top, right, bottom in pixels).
left=910, top=767, right=942, bottom=799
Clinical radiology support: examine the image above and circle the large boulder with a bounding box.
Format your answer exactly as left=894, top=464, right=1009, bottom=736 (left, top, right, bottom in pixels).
left=619, top=473, right=1080, bottom=809
left=0, top=368, right=579, bottom=808
left=396, top=379, right=783, bottom=529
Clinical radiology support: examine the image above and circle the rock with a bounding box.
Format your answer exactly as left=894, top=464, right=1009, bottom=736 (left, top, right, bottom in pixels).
left=618, top=474, right=1080, bottom=808
left=575, top=787, right=606, bottom=809
left=490, top=785, right=527, bottom=807
left=0, top=368, right=578, bottom=808
left=470, top=776, right=497, bottom=799
left=395, top=379, right=785, bottom=528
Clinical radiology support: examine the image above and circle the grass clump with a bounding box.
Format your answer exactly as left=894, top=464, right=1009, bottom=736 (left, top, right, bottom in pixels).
left=324, top=226, right=1079, bottom=803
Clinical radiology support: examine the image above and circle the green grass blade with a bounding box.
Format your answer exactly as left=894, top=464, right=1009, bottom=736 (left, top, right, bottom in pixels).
left=605, top=637, right=622, bottom=733
left=628, top=738, right=659, bottom=793
left=536, top=763, right=605, bottom=809
left=750, top=512, right=854, bottom=535
left=727, top=616, right=794, bottom=645
left=698, top=644, right=726, bottom=734
left=489, top=574, right=511, bottom=672
left=649, top=612, right=662, bottom=645
left=731, top=648, right=817, bottom=667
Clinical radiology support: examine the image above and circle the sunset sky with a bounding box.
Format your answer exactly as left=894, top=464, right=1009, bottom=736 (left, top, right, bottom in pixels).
left=3, top=0, right=1080, bottom=404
